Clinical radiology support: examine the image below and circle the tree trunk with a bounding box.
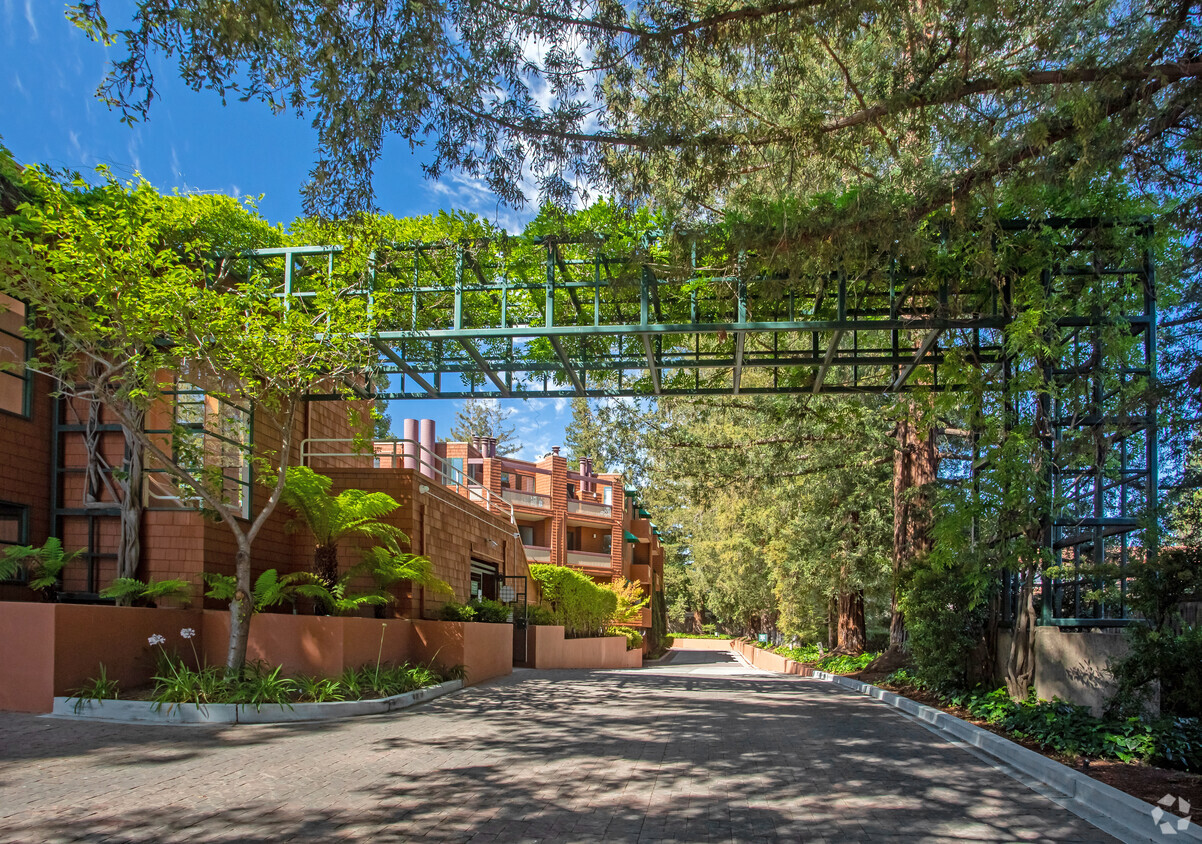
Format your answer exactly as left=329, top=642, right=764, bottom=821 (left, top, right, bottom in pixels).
left=225, top=544, right=253, bottom=674
left=827, top=594, right=838, bottom=650
left=118, top=408, right=145, bottom=582
left=314, top=543, right=339, bottom=586
left=836, top=590, right=866, bottom=654
left=890, top=402, right=938, bottom=651
left=1005, top=566, right=1037, bottom=700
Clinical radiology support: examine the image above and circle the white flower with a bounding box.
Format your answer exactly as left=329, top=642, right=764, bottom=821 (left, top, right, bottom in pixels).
left=180, top=628, right=196, bottom=640
left=148, top=634, right=166, bottom=646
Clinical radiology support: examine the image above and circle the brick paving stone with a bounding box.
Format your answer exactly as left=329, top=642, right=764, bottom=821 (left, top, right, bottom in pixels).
left=0, top=651, right=1118, bottom=843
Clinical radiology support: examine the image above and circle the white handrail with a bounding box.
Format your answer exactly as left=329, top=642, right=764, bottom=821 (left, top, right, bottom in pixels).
left=300, top=437, right=516, bottom=525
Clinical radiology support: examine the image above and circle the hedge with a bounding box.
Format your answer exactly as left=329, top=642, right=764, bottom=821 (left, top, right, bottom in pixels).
left=528, top=564, right=618, bottom=638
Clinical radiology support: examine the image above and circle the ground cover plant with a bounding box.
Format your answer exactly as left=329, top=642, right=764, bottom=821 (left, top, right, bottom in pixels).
left=884, top=670, right=1202, bottom=773
left=764, top=643, right=881, bottom=675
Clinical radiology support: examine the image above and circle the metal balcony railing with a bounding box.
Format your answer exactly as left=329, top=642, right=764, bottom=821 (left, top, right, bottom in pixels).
left=502, top=489, right=550, bottom=509
left=566, top=549, right=612, bottom=570
left=523, top=545, right=552, bottom=563
left=567, top=499, right=612, bottom=518
left=300, top=437, right=515, bottom=524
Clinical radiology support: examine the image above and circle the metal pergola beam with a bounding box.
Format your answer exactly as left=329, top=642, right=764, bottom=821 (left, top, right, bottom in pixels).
left=374, top=342, right=438, bottom=397
left=643, top=333, right=662, bottom=394
left=813, top=330, right=844, bottom=394
left=458, top=338, right=511, bottom=396
left=549, top=336, right=585, bottom=395
left=889, top=328, right=943, bottom=392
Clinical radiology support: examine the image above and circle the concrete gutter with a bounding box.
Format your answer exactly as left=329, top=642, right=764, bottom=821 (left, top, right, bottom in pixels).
left=812, top=671, right=1199, bottom=844
left=47, top=680, right=463, bottom=726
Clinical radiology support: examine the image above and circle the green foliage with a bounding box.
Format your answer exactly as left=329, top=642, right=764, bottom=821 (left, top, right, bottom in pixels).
left=606, top=626, right=644, bottom=651
left=448, top=399, right=521, bottom=455
left=0, top=538, right=82, bottom=594
left=203, top=569, right=313, bottom=613
left=767, top=643, right=879, bottom=674
left=601, top=578, right=650, bottom=625
left=147, top=654, right=446, bottom=708
left=886, top=676, right=1202, bottom=772
left=898, top=556, right=991, bottom=691
left=1108, top=546, right=1202, bottom=719
left=437, top=601, right=477, bottom=622
left=528, top=564, right=618, bottom=638
left=99, top=577, right=191, bottom=606
left=468, top=598, right=510, bottom=624
left=68, top=665, right=120, bottom=713
left=296, top=676, right=346, bottom=703
left=360, top=540, right=451, bottom=597
left=525, top=604, right=557, bottom=626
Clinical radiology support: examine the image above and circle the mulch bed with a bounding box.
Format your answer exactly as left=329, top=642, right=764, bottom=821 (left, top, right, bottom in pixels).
left=863, top=675, right=1202, bottom=811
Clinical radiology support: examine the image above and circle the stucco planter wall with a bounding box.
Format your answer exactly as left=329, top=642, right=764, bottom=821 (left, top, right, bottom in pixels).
left=1, top=603, right=517, bottom=713
left=411, top=621, right=513, bottom=686
left=528, top=625, right=642, bottom=669
left=200, top=611, right=414, bottom=679
left=669, top=637, right=733, bottom=652
left=731, top=639, right=812, bottom=676
left=0, top=603, right=204, bottom=713
left=51, top=679, right=463, bottom=725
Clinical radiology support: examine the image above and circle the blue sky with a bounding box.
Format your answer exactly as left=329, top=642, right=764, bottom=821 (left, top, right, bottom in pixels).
left=0, top=1, right=570, bottom=458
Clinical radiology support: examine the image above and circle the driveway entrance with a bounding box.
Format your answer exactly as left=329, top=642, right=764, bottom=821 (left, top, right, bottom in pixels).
left=0, top=650, right=1115, bottom=842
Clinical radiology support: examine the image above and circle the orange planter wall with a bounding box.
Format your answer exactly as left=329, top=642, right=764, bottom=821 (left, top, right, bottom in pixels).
left=200, top=611, right=414, bottom=679
left=0, top=605, right=516, bottom=713
left=528, top=625, right=641, bottom=670
left=411, top=620, right=512, bottom=686
left=0, top=604, right=204, bottom=713
left=670, top=637, right=734, bottom=651
left=731, top=639, right=812, bottom=676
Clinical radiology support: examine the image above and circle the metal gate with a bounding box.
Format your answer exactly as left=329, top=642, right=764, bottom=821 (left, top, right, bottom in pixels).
left=499, top=574, right=529, bottom=665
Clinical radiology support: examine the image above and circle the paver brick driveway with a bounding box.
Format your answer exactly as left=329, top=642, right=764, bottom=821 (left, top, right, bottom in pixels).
left=0, top=649, right=1114, bottom=843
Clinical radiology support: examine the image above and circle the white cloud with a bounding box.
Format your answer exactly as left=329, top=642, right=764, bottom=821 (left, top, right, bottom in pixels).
left=553, top=397, right=569, bottom=414
left=23, top=0, right=37, bottom=41
left=12, top=71, right=25, bottom=98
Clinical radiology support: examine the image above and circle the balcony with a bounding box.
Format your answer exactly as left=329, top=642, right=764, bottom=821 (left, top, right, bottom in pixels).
left=565, top=550, right=612, bottom=572
left=568, top=499, right=612, bottom=519
left=502, top=489, right=550, bottom=509
left=523, top=545, right=551, bottom=563
left=631, top=563, right=652, bottom=586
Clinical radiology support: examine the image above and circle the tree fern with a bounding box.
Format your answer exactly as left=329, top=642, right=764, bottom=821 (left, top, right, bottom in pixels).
left=281, top=466, right=407, bottom=586
left=0, top=538, right=82, bottom=597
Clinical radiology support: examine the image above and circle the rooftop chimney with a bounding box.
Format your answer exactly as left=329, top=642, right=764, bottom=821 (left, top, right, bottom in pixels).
left=551, top=446, right=560, bottom=456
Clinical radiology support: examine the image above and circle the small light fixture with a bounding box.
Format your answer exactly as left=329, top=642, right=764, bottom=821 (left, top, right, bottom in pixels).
left=487, top=539, right=499, bottom=548
left=418, top=484, right=430, bottom=494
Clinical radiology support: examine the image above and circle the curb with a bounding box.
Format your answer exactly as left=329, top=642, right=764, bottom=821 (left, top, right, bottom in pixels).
left=47, top=679, right=464, bottom=725
left=812, top=671, right=1199, bottom=844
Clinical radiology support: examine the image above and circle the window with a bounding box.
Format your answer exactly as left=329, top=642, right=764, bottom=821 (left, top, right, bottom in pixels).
left=446, top=456, right=465, bottom=487
left=0, top=295, right=30, bottom=416
left=500, top=472, right=511, bottom=489
left=0, top=502, right=28, bottom=582
left=566, top=483, right=576, bottom=500
left=518, top=525, right=534, bottom=545
left=602, top=485, right=612, bottom=505
left=167, top=383, right=252, bottom=519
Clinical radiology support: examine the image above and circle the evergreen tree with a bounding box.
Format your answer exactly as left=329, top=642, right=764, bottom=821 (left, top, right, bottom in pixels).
left=448, top=399, right=521, bottom=455
left=564, top=398, right=607, bottom=470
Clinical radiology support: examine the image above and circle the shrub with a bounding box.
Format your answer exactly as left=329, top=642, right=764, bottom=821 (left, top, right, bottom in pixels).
left=99, top=577, right=192, bottom=607
left=525, top=604, right=557, bottom=626
left=607, top=626, right=644, bottom=650
left=898, top=558, right=988, bottom=691
left=437, top=601, right=477, bottom=621
left=528, top=564, right=618, bottom=637
left=468, top=598, right=510, bottom=623
left=1107, top=546, right=1202, bottom=719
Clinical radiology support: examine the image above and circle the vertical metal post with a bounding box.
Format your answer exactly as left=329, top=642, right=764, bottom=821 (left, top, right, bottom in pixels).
left=546, top=245, right=555, bottom=328
left=454, top=246, right=464, bottom=330
left=1143, top=238, right=1159, bottom=559
left=283, top=251, right=293, bottom=310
